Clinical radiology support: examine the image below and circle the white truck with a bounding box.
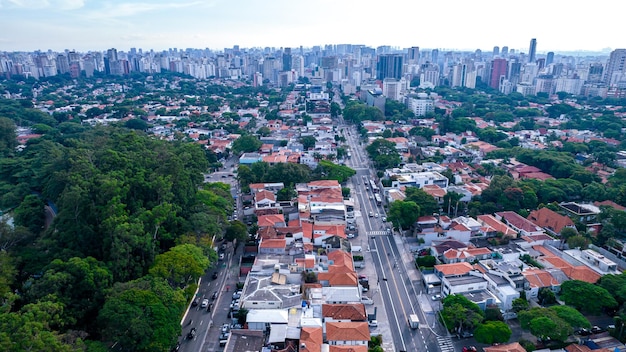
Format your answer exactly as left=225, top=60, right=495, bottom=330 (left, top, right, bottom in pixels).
left=408, top=314, right=420, bottom=329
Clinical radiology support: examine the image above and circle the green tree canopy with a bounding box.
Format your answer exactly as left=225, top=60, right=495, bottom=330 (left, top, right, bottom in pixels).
left=404, top=187, right=439, bottom=217
left=474, top=321, right=512, bottom=344
left=149, top=244, right=209, bottom=289
left=299, top=136, right=317, bottom=150
left=314, top=160, right=356, bottom=183
left=388, top=201, right=420, bottom=230
left=366, top=138, right=400, bottom=170
left=559, top=280, right=617, bottom=314
left=225, top=220, right=249, bottom=242
left=232, top=135, right=262, bottom=154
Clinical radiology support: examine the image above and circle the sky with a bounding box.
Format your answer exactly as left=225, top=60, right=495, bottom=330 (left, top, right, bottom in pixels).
left=0, top=0, right=623, bottom=53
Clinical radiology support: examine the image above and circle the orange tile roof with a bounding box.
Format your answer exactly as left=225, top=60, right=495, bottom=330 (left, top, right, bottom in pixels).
left=522, top=269, right=559, bottom=288
left=300, top=327, right=323, bottom=352
left=259, top=238, right=286, bottom=249
left=308, top=180, right=341, bottom=188
left=527, top=207, right=575, bottom=234
left=317, top=271, right=358, bottom=286
left=434, top=262, right=474, bottom=276
left=257, top=214, right=285, bottom=227
left=422, top=184, right=447, bottom=198
left=325, top=322, right=370, bottom=342
left=322, top=304, right=367, bottom=321
left=255, top=189, right=276, bottom=202
left=477, top=214, right=518, bottom=237
left=483, top=342, right=526, bottom=352
left=329, top=346, right=368, bottom=352
left=327, top=250, right=354, bottom=272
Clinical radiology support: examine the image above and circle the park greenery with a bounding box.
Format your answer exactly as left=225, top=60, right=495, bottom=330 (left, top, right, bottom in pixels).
left=0, top=122, right=233, bottom=351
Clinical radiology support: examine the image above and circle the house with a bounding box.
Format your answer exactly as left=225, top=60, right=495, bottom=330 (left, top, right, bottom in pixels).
left=527, top=207, right=575, bottom=236
left=521, top=268, right=560, bottom=298
left=259, top=238, right=286, bottom=254
left=254, top=189, right=278, bottom=209
left=559, top=202, right=601, bottom=223
left=299, top=327, right=324, bottom=352
left=246, top=309, right=289, bottom=330
left=441, top=271, right=489, bottom=297
left=325, top=322, right=370, bottom=347
left=322, top=304, right=367, bottom=322
left=483, top=342, right=527, bottom=352
left=495, top=211, right=544, bottom=236
left=477, top=214, right=518, bottom=238
left=442, top=247, right=492, bottom=264
left=434, top=262, right=475, bottom=278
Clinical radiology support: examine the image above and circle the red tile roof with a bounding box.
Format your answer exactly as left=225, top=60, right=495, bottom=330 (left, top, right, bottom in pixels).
left=322, top=304, right=367, bottom=321
left=325, top=322, right=370, bottom=342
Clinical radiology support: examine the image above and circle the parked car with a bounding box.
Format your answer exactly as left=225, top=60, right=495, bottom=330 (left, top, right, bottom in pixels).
left=368, top=320, right=378, bottom=327
left=201, top=298, right=209, bottom=308
left=219, top=253, right=225, bottom=260
left=221, top=323, right=230, bottom=333
left=591, top=326, right=604, bottom=334
left=187, top=328, right=196, bottom=339
left=462, top=347, right=477, bottom=352
left=212, top=272, right=218, bottom=280
left=431, top=294, right=442, bottom=301
left=369, top=211, right=374, bottom=217
left=347, top=233, right=355, bottom=239
left=232, top=291, right=242, bottom=300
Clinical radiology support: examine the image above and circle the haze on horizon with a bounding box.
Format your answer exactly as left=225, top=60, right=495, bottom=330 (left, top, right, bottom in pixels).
left=0, top=0, right=622, bottom=53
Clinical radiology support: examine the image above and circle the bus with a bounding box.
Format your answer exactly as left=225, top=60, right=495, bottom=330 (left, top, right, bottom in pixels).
left=369, top=180, right=379, bottom=193
left=374, top=194, right=382, bottom=206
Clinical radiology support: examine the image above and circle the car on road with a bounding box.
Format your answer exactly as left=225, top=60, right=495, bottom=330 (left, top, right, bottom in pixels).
left=577, top=328, right=591, bottom=336
left=382, top=216, right=386, bottom=222
left=191, top=297, right=200, bottom=307
left=591, top=326, right=604, bottom=334
left=201, top=298, right=209, bottom=308
left=211, top=291, right=218, bottom=300
left=374, top=213, right=379, bottom=218
left=369, top=195, right=373, bottom=200
left=462, top=347, right=477, bottom=352
left=431, top=294, right=442, bottom=301
left=369, top=211, right=374, bottom=217
left=232, top=291, right=242, bottom=300
left=219, top=253, right=225, bottom=260
left=221, top=323, right=230, bottom=333
left=187, top=327, right=196, bottom=339
left=368, top=320, right=378, bottom=327
left=212, top=272, right=218, bottom=280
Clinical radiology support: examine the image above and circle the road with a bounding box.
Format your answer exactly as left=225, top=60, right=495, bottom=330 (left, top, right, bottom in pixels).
left=342, top=121, right=448, bottom=352
left=177, top=156, right=242, bottom=352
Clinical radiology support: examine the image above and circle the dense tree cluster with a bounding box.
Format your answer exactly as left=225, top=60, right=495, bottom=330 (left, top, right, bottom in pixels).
left=0, top=125, right=229, bottom=351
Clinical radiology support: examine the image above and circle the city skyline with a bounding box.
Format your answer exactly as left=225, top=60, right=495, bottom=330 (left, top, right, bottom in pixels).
left=0, top=0, right=623, bottom=53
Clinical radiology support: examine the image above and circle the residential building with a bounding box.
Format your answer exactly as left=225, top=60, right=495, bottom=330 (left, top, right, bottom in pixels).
left=495, top=211, right=544, bottom=236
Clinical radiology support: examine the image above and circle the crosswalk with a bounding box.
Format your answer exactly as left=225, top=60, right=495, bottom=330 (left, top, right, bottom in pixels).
left=367, top=230, right=389, bottom=236
left=437, top=336, right=455, bottom=352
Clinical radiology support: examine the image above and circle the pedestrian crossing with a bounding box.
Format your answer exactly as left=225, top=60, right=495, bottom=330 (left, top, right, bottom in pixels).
left=367, top=230, right=389, bottom=236
left=437, top=336, right=455, bottom=352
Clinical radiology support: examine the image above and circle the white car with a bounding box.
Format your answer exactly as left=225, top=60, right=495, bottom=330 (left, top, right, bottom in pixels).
left=374, top=213, right=379, bottom=218
left=368, top=320, right=378, bottom=327
left=201, top=298, right=209, bottom=308
left=347, top=233, right=355, bottom=239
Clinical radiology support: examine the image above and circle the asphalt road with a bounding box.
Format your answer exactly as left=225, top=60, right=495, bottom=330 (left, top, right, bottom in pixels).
left=342, top=122, right=448, bottom=352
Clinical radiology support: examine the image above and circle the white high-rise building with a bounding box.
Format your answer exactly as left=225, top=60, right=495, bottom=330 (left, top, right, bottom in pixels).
left=604, top=49, right=626, bottom=86
left=383, top=78, right=402, bottom=101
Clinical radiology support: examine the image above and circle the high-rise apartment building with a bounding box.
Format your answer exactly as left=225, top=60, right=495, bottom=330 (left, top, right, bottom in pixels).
left=376, top=54, right=403, bottom=80
left=501, top=46, right=509, bottom=57
left=408, top=47, right=420, bottom=64
left=528, top=38, right=537, bottom=64
left=604, top=49, right=626, bottom=86
left=493, top=46, right=500, bottom=56
left=490, top=58, right=508, bottom=90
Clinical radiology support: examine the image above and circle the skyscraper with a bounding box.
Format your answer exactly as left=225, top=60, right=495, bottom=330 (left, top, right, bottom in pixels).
left=282, top=47, right=292, bottom=71
left=604, top=49, right=626, bottom=86
left=493, top=46, right=500, bottom=56
left=546, top=52, right=554, bottom=66
left=376, top=54, right=403, bottom=80
left=528, top=38, right=537, bottom=64
left=501, top=46, right=509, bottom=57
left=490, top=58, right=508, bottom=90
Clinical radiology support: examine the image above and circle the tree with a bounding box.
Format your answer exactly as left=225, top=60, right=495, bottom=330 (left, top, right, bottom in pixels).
left=538, top=287, right=557, bottom=306
left=415, top=255, right=436, bottom=268
left=405, top=187, right=439, bottom=217
left=26, top=256, right=113, bottom=332
left=440, top=294, right=485, bottom=333
left=518, top=307, right=572, bottom=342
left=387, top=201, right=420, bottom=230
left=567, top=235, right=589, bottom=249
left=342, top=187, right=351, bottom=198
left=257, top=126, right=271, bottom=137
left=559, top=280, right=617, bottom=314
left=149, top=244, right=209, bottom=289
left=474, top=321, right=512, bottom=344
left=598, top=272, right=626, bottom=305
left=232, top=135, right=262, bottom=154
left=314, top=160, right=356, bottom=183
left=299, top=136, right=317, bottom=150
left=124, top=118, right=149, bottom=131
left=550, top=305, right=591, bottom=329
left=0, top=117, right=17, bottom=156
left=511, top=298, right=529, bottom=313
left=366, top=139, right=400, bottom=170
left=98, top=276, right=185, bottom=352
left=13, top=194, right=46, bottom=234
left=225, top=220, right=248, bottom=242
left=276, top=187, right=296, bottom=202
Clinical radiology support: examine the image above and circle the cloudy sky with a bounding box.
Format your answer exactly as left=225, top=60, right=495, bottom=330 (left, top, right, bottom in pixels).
left=0, top=0, right=622, bottom=53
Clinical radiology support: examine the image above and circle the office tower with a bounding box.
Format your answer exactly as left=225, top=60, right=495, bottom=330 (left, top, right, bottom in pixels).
left=501, top=46, right=509, bottom=56
left=587, top=63, right=604, bottom=82
left=493, top=46, right=500, bottom=56
left=528, top=38, right=537, bottom=63
left=408, top=46, right=420, bottom=64
left=282, top=47, right=292, bottom=71
left=489, top=58, right=508, bottom=90
left=376, top=54, right=403, bottom=80
left=431, top=49, right=439, bottom=63
left=508, top=59, right=521, bottom=85
left=546, top=51, right=554, bottom=66
left=475, top=49, right=482, bottom=60
left=604, top=49, right=626, bottom=86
